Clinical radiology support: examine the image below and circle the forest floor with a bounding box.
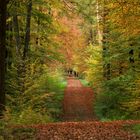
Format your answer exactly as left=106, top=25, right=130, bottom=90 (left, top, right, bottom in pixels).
left=35, top=77, right=140, bottom=140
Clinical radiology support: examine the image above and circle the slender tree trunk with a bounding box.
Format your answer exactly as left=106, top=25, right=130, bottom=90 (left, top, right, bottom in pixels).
left=35, top=17, right=40, bottom=47
left=96, top=0, right=102, bottom=46
left=102, top=0, right=111, bottom=80
left=13, top=7, right=24, bottom=94
left=129, top=49, right=135, bottom=69
left=0, top=0, right=7, bottom=116
left=13, top=15, right=21, bottom=55
left=96, top=0, right=111, bottom=80
left=23, top=0, right=32, bottom=58
left=21, top=0, right=32, bottom=94
left=89, top=28, right=93, bottom=45
left=6, top=14, right=13, bottom=69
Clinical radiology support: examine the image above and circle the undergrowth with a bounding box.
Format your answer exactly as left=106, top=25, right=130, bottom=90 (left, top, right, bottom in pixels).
left=6, top=69, right=66, bottom=124
left=0, top=66, right=66, bottom=138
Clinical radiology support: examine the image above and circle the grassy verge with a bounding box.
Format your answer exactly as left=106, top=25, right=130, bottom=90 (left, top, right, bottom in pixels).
left=0, top=126, right=36, bottom=140
left=129, top=124, right=140, bottom=135
left=133, top=124, right=140, bottom=135
left=80, top=79, right=90, bottom=87
left=123, top=124, right=140, bottom=136
left=46, top=80, right=67, bottom=121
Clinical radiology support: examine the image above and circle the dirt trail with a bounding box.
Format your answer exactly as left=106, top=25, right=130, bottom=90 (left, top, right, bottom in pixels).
left=14, top=77, right=140, bottom=140
left=63, top=77, right=95, bottom=121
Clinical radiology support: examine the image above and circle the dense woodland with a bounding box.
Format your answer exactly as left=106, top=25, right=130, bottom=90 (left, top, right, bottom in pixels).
left=0, top=0, right=140, bottom=133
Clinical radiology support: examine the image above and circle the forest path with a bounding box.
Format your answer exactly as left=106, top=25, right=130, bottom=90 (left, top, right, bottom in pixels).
left=63, top=77, right=95, bottom=121
left=11, top=77, right=140, bottom=140
left=35, top=77, right=140, bottom=139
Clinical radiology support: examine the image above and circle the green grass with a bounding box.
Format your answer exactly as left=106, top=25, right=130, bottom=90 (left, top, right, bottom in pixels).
left=0, top=127, right=36, bottom=140
left=80, top=79, right=90, bottom=87
left=131, top=124, right=140, bottom=135
left=123, top=124, right=140, bottom=136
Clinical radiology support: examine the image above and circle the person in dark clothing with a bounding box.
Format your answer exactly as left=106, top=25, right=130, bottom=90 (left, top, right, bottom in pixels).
left=76, top=72, right=79, bottom=77
left=70, top=69, right=73, bottom=75
left=67, top=69, right=70, bottom=75
left=74, top=71, right=77, bottom=77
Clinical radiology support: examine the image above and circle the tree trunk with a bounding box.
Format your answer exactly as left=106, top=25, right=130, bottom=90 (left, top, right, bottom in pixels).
left=0, top=0, right=7, bottom=116
left=23, top=0, right=32, bottom=58
left=96, top=0, right=102, bottom=46
left=13, top=7, right=24, bottom=94
left=129, top=49, right=135, bottom=69
left=102, top=0, right=111, bottom=80
left=13, top=15, right=21, bottom=55
left=21, top=0, right=32, bottom=94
